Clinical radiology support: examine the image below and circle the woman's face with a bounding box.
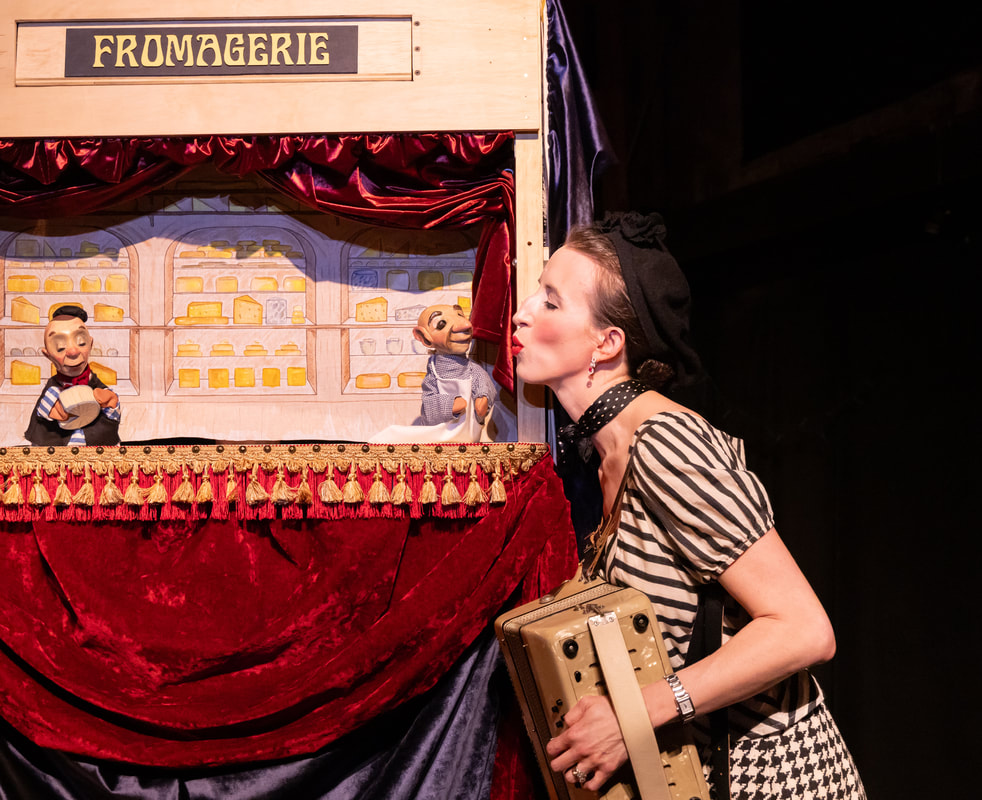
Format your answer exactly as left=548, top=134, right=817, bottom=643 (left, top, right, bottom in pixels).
left=512, top=246, right=604, bottom=389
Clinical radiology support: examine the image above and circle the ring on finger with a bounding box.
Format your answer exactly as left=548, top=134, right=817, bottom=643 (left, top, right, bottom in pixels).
left=571, top=766, right=594, bottom=784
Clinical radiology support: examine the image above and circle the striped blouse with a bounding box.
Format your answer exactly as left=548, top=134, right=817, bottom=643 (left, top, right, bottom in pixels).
left=600, top=412, right=823, bottom=740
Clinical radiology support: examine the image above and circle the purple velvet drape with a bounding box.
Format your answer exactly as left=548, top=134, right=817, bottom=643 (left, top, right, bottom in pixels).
left=0, top=134, right=517, bottom=390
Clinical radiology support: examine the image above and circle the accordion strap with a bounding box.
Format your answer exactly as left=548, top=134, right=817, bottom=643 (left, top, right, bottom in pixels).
left=589, top=612, right=673, bottom=800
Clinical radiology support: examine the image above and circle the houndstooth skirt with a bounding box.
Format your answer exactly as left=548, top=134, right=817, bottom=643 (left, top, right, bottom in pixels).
left=708, top=704, right=866, bottom=800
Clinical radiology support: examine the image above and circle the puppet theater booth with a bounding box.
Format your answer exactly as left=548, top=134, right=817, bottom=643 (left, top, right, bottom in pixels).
left=0, top=2, right=577, bottom=798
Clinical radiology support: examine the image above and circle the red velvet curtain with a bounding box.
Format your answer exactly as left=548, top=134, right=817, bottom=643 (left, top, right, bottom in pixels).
left=0, top=134, right=517, bottom=390
left=0, top=456, right=575, bottom=768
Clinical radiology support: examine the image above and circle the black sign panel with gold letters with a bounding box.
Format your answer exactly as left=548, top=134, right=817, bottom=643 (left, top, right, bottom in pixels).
left=64, top=24, right=358, bottom=77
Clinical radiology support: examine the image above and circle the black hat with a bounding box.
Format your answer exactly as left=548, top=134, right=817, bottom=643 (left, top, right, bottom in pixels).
left=50, top=305, right=88, bottom=323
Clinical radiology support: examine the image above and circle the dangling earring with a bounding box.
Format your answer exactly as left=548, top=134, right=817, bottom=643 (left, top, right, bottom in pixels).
left=587, top=355, right=597, bottom=386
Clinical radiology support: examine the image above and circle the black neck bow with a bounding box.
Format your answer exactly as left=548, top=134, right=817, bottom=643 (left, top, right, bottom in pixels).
left=558, top=380, right=648, bottom=463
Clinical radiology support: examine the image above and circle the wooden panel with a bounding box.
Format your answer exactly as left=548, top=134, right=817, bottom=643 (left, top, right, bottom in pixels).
left=514, top=133, right=547, bottom=443
left=0, top=0, right=542, bottom=137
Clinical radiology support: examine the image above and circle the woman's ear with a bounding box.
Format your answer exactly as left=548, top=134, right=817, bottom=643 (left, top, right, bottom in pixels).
left=595, top=326, right=626, bottom=363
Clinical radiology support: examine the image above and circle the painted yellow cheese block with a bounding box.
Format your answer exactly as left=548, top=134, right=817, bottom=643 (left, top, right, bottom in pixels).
left=418, top=270, right=444, bottom=291
left=6, top=275, right=40, bottom=292
left=10, top=359, right=41, bottom=385
left=175, top=316, right=229, bottom=326
left=105, top=274, right=129, bottom=292
left=215, top=276, right=239, bottom=292
left=397, top=371, right=426, bottom=388
left=208, top=368, right=229, bottom=388
left=175, top=276, right=204, bottom=293
left=355, top=297, right=387, bottom=322
left=457, top=296, right=472, bottom=315
left=44, top=275, right=73, bottom=292
left=274, top=343, right=301, bottom=356
left=287, top=367, right=307, bottom=386
left=234, top=368, right=255, bottom=387
left=89, top=360, right=117, bottom=385
left=262, top=368, right=281, bottom=387
left=179, top=369, right=200, bottom=388
left=210, top=342, right=235, bottom=356
left=355, top=372, right=390, bottom=389
left=188, top=301, right=223, bottom=318
left=233, top=295, right=263, bottom=325
left=176, top=343, right=202, bottom=357
left=244, top=343, right=268, bottom=356
left=250, top=276, right=279, bottom=292
left=93, top=303, right=124, bottom=322
left=283, top=276, right=306, bottom=292
left=10, top=296, right=41, bottom=324
left=176, top=300, right=227, bottom=325
left=79, top=275, right=102, bottom=292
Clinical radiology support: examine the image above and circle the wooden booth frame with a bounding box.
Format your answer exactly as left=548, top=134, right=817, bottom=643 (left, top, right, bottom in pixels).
left=0, top=0, right=549, bottom=443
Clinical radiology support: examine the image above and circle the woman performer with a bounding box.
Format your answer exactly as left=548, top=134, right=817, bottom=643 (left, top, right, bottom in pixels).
left=511, top=213, right=865, bottom=799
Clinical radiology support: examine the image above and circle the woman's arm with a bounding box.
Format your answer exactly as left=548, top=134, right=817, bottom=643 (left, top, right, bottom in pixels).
left=546, top=527, right=835, bottom=792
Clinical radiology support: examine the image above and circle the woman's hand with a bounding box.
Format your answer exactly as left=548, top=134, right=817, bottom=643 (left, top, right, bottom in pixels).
left=545, top=694, right=629, bottom=792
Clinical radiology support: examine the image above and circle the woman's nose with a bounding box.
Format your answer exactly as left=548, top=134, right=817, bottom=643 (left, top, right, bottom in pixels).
left=513, top=296, right=532, bottom=327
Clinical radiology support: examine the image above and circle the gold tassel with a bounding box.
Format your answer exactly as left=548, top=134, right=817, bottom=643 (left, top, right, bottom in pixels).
left=3, top=471, right=24, bottom=507
left=270, top=466, right=296, bottom=506
left=195, top=465, right=214, bottom=504
left=418, top=468, right=438, bottom=506
left=489, top=461, right=507, bottom=505
left=441, top=465, right=461, bottom=506
left=53, top=467, right=73, bottom=508
left=124, top=466, right=145, bottom=506
left=171, top=465, right=196, bottom=504
left=73, top=465, right=96, bottom=507
left=296, top=469, right=313, bottom=505
left=29, top=469, right=51, bottom=507
left=389, top=464, right=411, bottom=506
left=225, top=468, right=239, bottom=503
left=99, top=467, right=124, bottom=506
left=462, top=467, right=486, bottom=506
left=367, top=464, right=390, bottom=504
left=319, top=468, right=344, bottom=503
left=146, top=469, right=168, bottom=505
left=342, top=464, right=364, bottom=504
left=246, top=464, right=269, bottom=506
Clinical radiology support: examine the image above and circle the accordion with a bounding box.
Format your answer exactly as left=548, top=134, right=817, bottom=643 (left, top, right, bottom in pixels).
left=495, top=578, right=710, bottom=800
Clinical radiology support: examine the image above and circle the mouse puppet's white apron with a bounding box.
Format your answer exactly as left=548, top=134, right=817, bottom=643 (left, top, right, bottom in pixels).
left=369, top=370, right=492, bottom=444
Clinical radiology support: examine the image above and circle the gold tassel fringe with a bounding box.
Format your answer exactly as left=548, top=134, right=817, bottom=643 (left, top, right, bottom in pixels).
left=367, top=464, right=390, bottom=504
left=440, top=465, right=461, bottom=506
left=246, top=464, right=269, bottom=506
left=53, top=467, right=73, bottom=508
left=342, top=465, right=364, bottom=504
left=195, top=465, right=214, bottom=504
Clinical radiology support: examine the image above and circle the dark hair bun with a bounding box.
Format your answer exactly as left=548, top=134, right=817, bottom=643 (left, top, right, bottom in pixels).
left=637, top=359, right=675, bottom=390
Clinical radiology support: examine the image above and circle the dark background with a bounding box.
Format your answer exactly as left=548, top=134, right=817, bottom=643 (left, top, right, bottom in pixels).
left=560, top=2, right=981, bottom=797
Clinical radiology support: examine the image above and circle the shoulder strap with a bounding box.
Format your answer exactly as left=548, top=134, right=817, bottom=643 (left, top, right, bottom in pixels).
left=686, top=582, right=730, bottom=800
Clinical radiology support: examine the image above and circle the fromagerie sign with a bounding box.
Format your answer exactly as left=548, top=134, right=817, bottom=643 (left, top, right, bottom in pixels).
left=65, top=22, right=358, bottom=77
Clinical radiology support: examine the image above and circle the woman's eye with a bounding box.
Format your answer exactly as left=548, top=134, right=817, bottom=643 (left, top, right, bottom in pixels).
left=544, top=301, right=558, bottom=310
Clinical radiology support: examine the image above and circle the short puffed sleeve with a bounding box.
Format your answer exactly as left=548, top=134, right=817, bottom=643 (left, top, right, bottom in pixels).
left=628, top=414, right=775, bottom=579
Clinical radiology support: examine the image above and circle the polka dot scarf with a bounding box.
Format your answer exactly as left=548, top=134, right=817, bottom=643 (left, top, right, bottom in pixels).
left=558, top=379, right=648, bottom=463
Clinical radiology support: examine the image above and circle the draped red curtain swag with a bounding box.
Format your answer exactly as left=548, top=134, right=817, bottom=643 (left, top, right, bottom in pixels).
left=0, top=455, right=575, bottom=767
left=0, top=134, right=517, bottom=390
